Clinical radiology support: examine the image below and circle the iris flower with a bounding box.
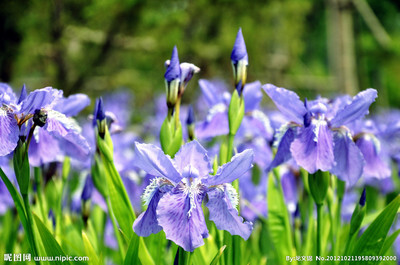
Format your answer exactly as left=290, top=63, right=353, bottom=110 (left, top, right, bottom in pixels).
left=264, top=84, right=377, bottom=186
left=132, top=140, right=254, bottom=252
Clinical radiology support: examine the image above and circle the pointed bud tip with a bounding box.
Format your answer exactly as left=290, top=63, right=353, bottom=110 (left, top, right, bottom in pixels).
left=231, top=28, right=248, bottom=63
left=81, top=176, right=94, bottom=201
left=186, top=105, right=195, bottom=125
left=18, top=84, right=27, bottom=104
left=164, top=46, right=181, bottom=82
left=94, top=97, right=106, bottom=123
left=359, top=188, right=366, bottom=207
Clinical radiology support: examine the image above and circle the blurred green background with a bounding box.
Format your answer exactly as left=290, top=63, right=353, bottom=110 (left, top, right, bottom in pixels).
left=1, top=0, right=400, bottom=121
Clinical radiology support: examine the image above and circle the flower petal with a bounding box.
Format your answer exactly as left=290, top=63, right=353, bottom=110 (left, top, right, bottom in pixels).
left=173, top=141, right=212, bottom=178
left=356, top=134, right=391, bottom=180
left=53, top=94, right=91, bottom=117
left=204, top=149, right=254, bottom=186
left=20, top=87, right=62, bottom=114
left=331, top=131, right=364, bottom=186
left=262, top=84, right=307, bottom=124
left=0, top=108, right=19, bottom=156
left=156, top=185, right=208, bottom=252
left=267, top=124, right=298, bottom=171
left=290, top=120, right=334, bottom=173
left=206, top=186, right=253, bottom=240
left=195, top=110, right=229, bottom=139
left=243, top=81, right=262, bottom=112
left=28, top=128, right=62, bottom=166
left=331, top=89, right=377, bottom=127
left=134, top=142, right=181, bottom=184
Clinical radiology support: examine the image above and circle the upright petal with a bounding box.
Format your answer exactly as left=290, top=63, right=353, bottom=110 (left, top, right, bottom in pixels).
left=206, top=186, right=253, bottom=240
left=290, top=119, right=334, bottom=173
left=134, top=142, right=181, bottom=184
left=331, top=131, right=364, bottom=186
left=330, top=89, right=377, bottom=127
left=198, top=79, right=229, bottom=107
left=0, top=107, right=19, bottom=156
left=173, top=141, right=212, bottom=177
left=204, top=149, right=254, bottom=186
left=262, top=84, right=307, bottom=124
left=355, top=134, right=391, bottom=180
left=20, top=87, right=61, bottom=114
left=53, top=94, right=91, bottom=117
left=0, top=83, right=17, bottom=105
left=157, top=185, right=208, bottom=252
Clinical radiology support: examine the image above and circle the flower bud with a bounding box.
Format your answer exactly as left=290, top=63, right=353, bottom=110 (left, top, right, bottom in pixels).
left=308, top=170, right=330, bottom=205
left=164, top=46, right=181, bottom=109
left=186, top=105, right=195, bottom=141
left=231, top=28, right=248, bottom=95
left=350, top=188, right=367, bottom=235
left=81, top=176, right=94, bottom=202
left=94, top=98, right=106, bottom=138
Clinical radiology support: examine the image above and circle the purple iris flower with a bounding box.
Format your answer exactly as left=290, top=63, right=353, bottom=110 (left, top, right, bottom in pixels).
left=132, top=140, right=254, bottom=252
left=264, top=84, right=377, bottom=186
left=0, top=85, right=90, bottom=165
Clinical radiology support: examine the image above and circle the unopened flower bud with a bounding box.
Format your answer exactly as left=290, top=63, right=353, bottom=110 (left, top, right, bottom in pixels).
left=231, top=28, right=248, bottom=95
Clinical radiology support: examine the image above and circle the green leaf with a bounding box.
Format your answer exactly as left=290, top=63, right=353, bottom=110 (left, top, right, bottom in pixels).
left=33, top=213, right=71, bottom=265
left=82, top=231, right=102, bottom=265
left=0, top=167, right=28, bottom=236
left=124, top=235, right=140, bottom=265
left=209, top=245, right=227, bottom=265
left=267, top=171, right=295, bottom=265
left=380, top=229, right=400, bottom=255
left=349, top=195, right=400, bottom=265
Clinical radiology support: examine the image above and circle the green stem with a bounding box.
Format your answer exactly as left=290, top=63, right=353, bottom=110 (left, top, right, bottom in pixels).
left=22, top=194, right=40, bottom=263
left=106, top=196, right=125, bottom=260
left=33, top=167, right=47, bottom=223
left=226, top=133, right=235, bottom=162
left=316, top=203, right=323, bottom=265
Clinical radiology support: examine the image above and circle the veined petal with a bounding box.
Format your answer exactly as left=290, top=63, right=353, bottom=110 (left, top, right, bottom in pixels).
left=290, top=119, right=334, bottom=173
left=53, top=94, right=90, bottom=117
left=262, top=84, right=307, bottom=124
left=206, top=185, right=253, bottom=239
left=331, top=130, right=364, bottom=186
left=133, top=178, right=172, bottom=237
left=19, top=87, right=61, bottom=114
left=195, top=110, right=229, bottom=139
left=134, top=142, right=181, bottom=184
left=243, top=81, right=262, bottom=112
left=174, top=141, right=212, bottom=177
left=356, top=134, right=391, bottom=180
left=28, top=128, right=62, bottom=166
left=267, top=124, right=298, bottom=171
left=44, top=110, right=81, bottom=136
left=0, top=107, right=19, bottom=156
left=156, top=185, right=208, bottom=252
left=204, top=149, right=254, bottom=186
left=0, top=83, right=17, bottom=105
left=331, top=89, right=377, bottom=127
left=198, top=79, right=227, bottom=107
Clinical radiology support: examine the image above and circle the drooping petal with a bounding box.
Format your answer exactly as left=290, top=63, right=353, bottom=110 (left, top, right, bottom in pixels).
left=330, top=89, right=377, bottom=127
left=204, top=149, right=254, bottom=186
left=28, top=128, right=62, bottom=166
left=206, top=186, right=253, bottom=240
left=331, top=130, right=364, bottom=186
left=243, top=81, right=262, bottom=112
left=0, top=107, right=19, bottom=156
left=173, top=141, right=212, bottom=177
left=267, top=124, right=298, bottom=171
left=133, top=178, right=172, bottom=237
left=355, top=134, right=391, bottom=180
left=19, top=87, right=62, bottom=114
left=53, top=94, right=91, bottom=117
left=156, top=185, right=208, bottom=252
left=262, top=84, right=307, bottom=124
left=290, top=119, right=334, bottom=173
left=134, top=142, right=181, bottom=184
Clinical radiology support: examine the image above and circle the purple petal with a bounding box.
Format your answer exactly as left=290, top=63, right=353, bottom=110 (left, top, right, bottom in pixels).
left=134, top=142, right=181, bottom=184
left=204, top=149, right=254, bottom=186
left=28, top=129, right=62, bottom=166
left=180, top=63, right=200, bottom=85
left=20, top=87, right=62, bottom=114
left=331, top=131, right=364, bottom=186
left=243, top=81, right=262, bottom=112
left=53, top=94, right=90, bottom=117
left=290, top=120, right=334, bottom=173
left=198, top=79, right=229, bottom=107
left=195, top=110, right=229, bottom=139
left=262, top=84, right=307, bottom=124
left=206, top=186, right=253, bottom=239
left=267, top=124, right=298, bottom=171
left=0, top=108, right=19, bottom=156
left=356, top=134, right=391, bottom=180
left=331, top=89, right=377, bottom=127
left=0, top=83, right=17, bottom=105
left=164, top=46, right=181, bottom=82
left=133, top=182, right=169, bottom=237
left=281, top=170, right=298, bottom=214
left=173, top=141, right=212, bottom=177
left=157, top=185, right=208, bottom=252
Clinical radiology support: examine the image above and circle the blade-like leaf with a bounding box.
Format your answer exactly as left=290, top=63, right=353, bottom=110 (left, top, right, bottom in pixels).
left=349, top=195, right=400, bottom=265
left=82, top=231, right=102, bottom=265
left=210, top=245, right=227, bottom=265
left=33, top=213, right=71, bottom=265
left=124, top=235, right=140, bottom=265
left=380, top=229, right=400, bottom=256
